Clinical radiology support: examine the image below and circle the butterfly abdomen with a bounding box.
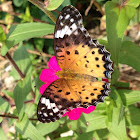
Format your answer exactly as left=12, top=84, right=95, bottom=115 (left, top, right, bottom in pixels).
left=55, top=70, right=97, bottom=82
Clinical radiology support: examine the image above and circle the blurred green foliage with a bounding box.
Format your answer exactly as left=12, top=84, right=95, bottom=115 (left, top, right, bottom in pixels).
left=0, top=0, right=140, bottom=140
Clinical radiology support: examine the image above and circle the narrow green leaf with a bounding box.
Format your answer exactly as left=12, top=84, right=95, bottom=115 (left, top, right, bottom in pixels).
left=15, top=114, right=45, bottom=140
left=14, top=75, right=32, bottom=114
left=0, top=128, right=8, bottom=140
left=118, top=89, right=140, bottom=106
left=10, top=44, right=32, bottom=80
left=36, top=121, right=59, bottom=136
left=0, top=26, right=6, bottom=41
left=47, top=0, right=64, bottom=11
left=0, top=96, right=10, bottom=113
left=111, top=66, right=120, bottom=84
left=119, top=41, right=140, bottom=72
left=1, top=23, right=54, bottom=56
left=107, top=89, right=128, bottom=140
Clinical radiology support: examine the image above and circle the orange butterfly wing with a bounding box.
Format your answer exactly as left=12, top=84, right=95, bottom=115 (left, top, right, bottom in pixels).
left=37, top=5, right=113, bottom=123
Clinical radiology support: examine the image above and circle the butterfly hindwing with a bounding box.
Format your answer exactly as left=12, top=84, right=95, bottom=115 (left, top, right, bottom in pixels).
left=37, top=79, right=81, bottom=123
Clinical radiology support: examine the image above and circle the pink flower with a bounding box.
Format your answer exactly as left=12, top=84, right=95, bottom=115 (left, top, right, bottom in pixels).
left=62, top=106, right=95, bottom=120
left=39, top=56, right=61, bottom=95
left=39, top=56, right=96, bottom=120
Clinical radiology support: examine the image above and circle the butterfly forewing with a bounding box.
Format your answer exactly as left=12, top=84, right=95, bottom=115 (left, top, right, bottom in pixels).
left=54, top=5, right=113, bottom=78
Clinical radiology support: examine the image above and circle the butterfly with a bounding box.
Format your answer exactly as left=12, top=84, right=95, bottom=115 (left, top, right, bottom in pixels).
left=37, top=5, right=113, bottom=123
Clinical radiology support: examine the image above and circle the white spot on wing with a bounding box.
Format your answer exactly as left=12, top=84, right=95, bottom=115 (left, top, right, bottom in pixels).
left=55, top=30, right=61, bottom=38
left=60, top=22, right=64, bottom=26
left=66, top=29, right=72, bottom=36
left=59, top=15, right=63, bottom=20
left=49, top=112, right=53, bottom=115
left=71, top=23, right=77, bottom=31
left=41, top=98, right=46, bottom=104
left=41, top=98, right=51, bottom=109
left=59, top=25, right=69, bottom=38
left=51, top=103, right=59, bottom=113
left=43, top=113, right=48, bottom=117
left=38, top=111, right=42, bottom=114
left=46, top=99, right=51, bottom=109
left=70, top=18, right=74, bottom=22
left=65, top=14, right=70, bottom=19
left=53, top=107, right=59, bottom=113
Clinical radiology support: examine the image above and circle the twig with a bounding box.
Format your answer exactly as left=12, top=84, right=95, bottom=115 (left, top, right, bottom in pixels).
left=93, top=0, right=104, bottom=16
left=0, top=114, right=38, bottom=121
left=6, top=53, right=25, bottom=78
left=85, top=0, right=94, bottom=16
left=85, top=0, right=104, bottom=16
left=5, top=52, right=35, bottom=99
left=27, top=49, right=53, bottom=57
left=28, top=0, right=57, bottom=23
left=11, top=99, right=34, bottom=107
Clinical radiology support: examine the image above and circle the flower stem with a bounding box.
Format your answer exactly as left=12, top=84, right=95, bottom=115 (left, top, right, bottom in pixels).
left=0, top=114, right=38, bottom=121
left=28, top=0, right=57, bottom=23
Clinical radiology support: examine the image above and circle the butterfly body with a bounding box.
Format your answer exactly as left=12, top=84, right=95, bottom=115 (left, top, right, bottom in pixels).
left=37, top=5, right=113, bottom=123
left=55, top=70, right=97, bottom=82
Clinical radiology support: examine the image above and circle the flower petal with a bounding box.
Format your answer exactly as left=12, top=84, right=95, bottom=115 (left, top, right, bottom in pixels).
left=39, top=83, right=50, bottom=95
left=68, top=108, right=81, bottom=120
left=48, top=56, right=61, bottom=72
left=81, top=106, right=95, bottom=114
left=62, top=111, right=69, bottom=117
left=40, top=69, right=59, bottom=83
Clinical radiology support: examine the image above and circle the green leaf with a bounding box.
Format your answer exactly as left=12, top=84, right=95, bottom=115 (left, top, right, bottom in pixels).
left=0, top=96, right=10, bottom=113
left=0, top=128, right=8, bottom=140
left=36, top=121, right=59, bottom=136
left=2, top=90, right=13, bottom=99
left=47, top=0, right=64, bottom=11
left=95, top=129, right=109, bottom=139
left=15, top=114, right=45, bottom=140
left=118, top=89, right=140, bottom=106
left=126, top=105, right=140, bottom=125
left=19, top=7, right=33, bottom=23
left=55, top=136, right=74, bottom=140
left=10, top=44, right=32, bottom=80
left=111, top=66, right=120, bottom=84
left=105, top=1, right=136, bottom=64
left=126, top=0, right=140, bottom=8
left=76, top=132, right=94, bottom=140
left=13, top=0, right=24, bottom=7
left=129, top=125, right=140, bottom=138
left=34, top=38, right=45, bottom=52
left=0, top=26, right=6, bottom=41
left=81, top=113, right=107, bottom=132
left=115, top=82, right=129, bottom=88
left=14, top=75, right=32, bottom=115
left=107, top=89, right=128, bottom=140
left=1, top=23, right=54, bottom=56
left=119, top=41, right=140, bottom=72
